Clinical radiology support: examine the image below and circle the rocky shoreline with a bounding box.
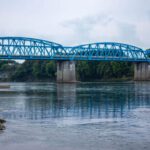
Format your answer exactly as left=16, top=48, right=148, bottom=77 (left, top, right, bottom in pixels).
left=0, top=119, right=6, bottom=130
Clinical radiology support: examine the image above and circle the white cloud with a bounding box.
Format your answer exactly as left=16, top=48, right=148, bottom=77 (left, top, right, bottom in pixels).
left=0, top=0, right=149, bottom=49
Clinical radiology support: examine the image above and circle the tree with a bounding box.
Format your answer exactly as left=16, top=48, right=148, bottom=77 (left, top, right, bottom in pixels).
left=97, top=62, right=113, bottom=79
left=76, top=61, right=91, bottom=80
left=46, top=61, right=56, bottom=78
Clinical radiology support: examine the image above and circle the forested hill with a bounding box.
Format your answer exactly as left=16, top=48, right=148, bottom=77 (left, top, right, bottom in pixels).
left=0, top=60, right=133, bottom=81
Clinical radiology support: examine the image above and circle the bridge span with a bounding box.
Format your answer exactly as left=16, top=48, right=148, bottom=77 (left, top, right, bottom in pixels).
left=0, top=37, right=150, bottom=82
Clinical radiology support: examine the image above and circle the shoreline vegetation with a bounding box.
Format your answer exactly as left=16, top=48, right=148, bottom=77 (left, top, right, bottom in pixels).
left=0, top=60, right=134, bottom=82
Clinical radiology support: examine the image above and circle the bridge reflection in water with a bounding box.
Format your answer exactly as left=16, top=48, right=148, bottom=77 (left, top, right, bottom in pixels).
left=0, top=82, right=150, bottom=121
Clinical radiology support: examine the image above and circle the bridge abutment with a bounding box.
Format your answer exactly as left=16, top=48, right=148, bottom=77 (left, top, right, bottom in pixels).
left=134, top=62, right=150, bottom=81
left=57, top=61, right=76, bottom=83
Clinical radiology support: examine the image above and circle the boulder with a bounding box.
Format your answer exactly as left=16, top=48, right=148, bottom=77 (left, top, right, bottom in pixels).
left=0, top=119, right=6, bottom=124
left=0, top=119, right=6, bottom=130
left=0, top=123, right=5, bottom=130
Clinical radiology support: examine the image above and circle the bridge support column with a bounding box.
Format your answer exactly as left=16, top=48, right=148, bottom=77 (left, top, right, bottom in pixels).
left=134, top=62, right=150, bottom=81
left=57, top=61, right=76, bottom=83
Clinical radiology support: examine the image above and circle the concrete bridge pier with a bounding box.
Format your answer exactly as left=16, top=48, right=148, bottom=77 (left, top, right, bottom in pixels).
left=134, top=62, right=150, bottom=81
left=57, top=61, right=76, bottom=83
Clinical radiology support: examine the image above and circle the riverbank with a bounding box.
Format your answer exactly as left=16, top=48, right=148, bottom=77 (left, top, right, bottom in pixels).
left=0, top=77, right=133, bottom=83
left=78, top=77, right=133, bottom=82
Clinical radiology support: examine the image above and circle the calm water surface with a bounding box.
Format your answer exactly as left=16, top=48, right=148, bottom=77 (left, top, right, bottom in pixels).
left=0, top=82, right=150, bottom=150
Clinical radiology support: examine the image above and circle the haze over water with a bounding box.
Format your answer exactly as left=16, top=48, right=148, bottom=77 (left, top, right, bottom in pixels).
left=0, top=82, right=150, bottom=150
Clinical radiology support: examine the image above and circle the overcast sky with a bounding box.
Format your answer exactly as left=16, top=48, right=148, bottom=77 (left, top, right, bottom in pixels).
left=0, top=0, right=150, bottom=49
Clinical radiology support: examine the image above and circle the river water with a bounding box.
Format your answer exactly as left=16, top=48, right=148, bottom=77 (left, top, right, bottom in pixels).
left=0, top=82, right=150, bottom=150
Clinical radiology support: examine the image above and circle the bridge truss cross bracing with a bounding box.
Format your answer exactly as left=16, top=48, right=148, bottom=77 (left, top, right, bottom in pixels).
left=0, top=37, right=149, bottom=62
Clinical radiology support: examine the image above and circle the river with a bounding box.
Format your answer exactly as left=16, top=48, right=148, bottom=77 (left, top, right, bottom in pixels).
left=0, top=82, right=150, bottom=150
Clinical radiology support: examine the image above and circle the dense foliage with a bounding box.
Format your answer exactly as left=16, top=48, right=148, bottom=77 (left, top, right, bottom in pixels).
left=0, top=60, right=134, bottom=81
left=11, top=60, right=56, bottom=81
left=76, top=61, right=133, bottom=81
left=0, top=60, right=19, bottom=81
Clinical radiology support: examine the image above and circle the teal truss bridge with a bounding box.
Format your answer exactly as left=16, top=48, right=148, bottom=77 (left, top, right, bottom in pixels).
left=0, top=37, right=149, bottom=62
left=0, top=37, right=150, bottom=82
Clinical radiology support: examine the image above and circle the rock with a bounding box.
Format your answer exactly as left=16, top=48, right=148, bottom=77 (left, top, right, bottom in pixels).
left=0, top=123, right=5, bottom=130
left=0, top=119, right=6, bottom=124
left=0, top=119, right=6, bottom=130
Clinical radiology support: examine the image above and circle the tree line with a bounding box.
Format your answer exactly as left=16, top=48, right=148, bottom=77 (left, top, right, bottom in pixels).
left=0, top=60, right=134, bottom=81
